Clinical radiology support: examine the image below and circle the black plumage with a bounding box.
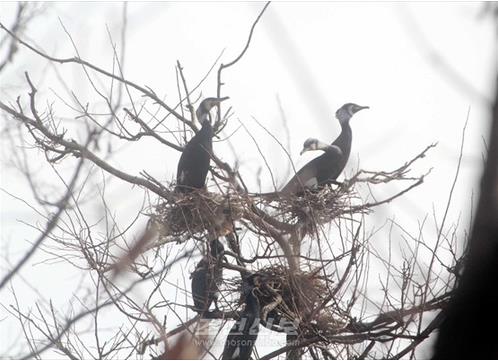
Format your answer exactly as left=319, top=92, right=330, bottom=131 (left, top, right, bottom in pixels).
left=280, top=102, right=368, bottom=195
left=222, top=273, right=264, bottom=360
left=280, top=139, right=343, bottom=194
left=191, top=238, right=225, bottom=314
left=176, top=97, right=229, bottom=192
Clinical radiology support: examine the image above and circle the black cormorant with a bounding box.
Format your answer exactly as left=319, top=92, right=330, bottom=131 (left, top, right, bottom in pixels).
left=280, top=102, right=368, bottom=195
left=176, top=97, right=229, bottom=192
left=222, top=273, right=264, bottom=360
left=280, top=138, right=343, bottom=194
left=191, top=238, right=225, bottom=314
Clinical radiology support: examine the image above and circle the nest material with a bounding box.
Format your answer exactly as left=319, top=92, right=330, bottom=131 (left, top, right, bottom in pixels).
left=241, top=265, right=347, bottom=337
left=150, top=190, right=247, bottom=243
left=258, top=184, right=360, bottom=227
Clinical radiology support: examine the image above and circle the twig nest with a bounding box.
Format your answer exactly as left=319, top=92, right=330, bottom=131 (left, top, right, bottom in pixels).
left=256, top=185, right=359, bottom=229
left=240, top=265, right=347, bottom=336
left=150, top=190, right=247, bottom=243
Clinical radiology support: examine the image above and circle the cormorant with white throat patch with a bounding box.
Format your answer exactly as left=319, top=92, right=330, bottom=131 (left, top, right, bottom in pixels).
left=279, top=102, right=369, bottom=195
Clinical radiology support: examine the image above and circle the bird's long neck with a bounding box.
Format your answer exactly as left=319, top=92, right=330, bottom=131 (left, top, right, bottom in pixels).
left=199, top=121, right=213, bottom=144
left=332, top=121, right=352, bottom=160
left=316, top=140, right=336, bottom=153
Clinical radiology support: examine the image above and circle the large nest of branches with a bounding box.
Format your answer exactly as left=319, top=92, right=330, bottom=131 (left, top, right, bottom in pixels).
left=241, top=265, right=348, bottom=336
left=150, top=190, right=249, bottom=243
left=254, top=183, right=361, bottom=233
left=253, top=147, right=434, bottom=236
left=253, top=181, right=362, bottom=242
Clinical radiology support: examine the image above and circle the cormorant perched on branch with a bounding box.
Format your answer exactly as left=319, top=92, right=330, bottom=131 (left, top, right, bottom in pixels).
left=280, top=138, right=343, bottom=194
left=279, top=102, right=369, bottom=195
left=176, top=97, right=229, bottom=192
left=191, top=238, right=225, bottom=314
left=222, top=273, right=265, bottom=360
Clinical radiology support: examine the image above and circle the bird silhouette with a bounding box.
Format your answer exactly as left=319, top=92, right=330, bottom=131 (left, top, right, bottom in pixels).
left=258, top=103, right=369, bottom=197
left=176, top=97, right=229, bottom=192
left=191, top=238, right=225, bottom=315
left=222, top=273, right=265, bottom=360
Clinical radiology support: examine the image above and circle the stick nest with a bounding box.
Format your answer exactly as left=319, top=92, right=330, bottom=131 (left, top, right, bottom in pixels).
left=150, top=190, right=249, bottom=243
left=256, top=183, right=361, bottom=229
left=241, top=265, right=348, bottom=336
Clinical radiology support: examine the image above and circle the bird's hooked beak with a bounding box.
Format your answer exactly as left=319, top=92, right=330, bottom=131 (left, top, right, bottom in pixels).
left=205, top=96, right=229, bottom=114
left=354, top=105, right=369, bottom=113
left=196, top=96, right=230, bottom=125
left=300, top=143, right=316, bottom=155
left=212, top=96, right=229, bottom=106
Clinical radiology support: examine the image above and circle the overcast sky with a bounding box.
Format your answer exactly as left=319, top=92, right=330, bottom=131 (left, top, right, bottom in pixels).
left=0, top=1, right=496, bottom=358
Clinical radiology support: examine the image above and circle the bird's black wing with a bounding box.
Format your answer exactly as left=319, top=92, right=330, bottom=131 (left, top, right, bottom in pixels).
left=222, top=322, right=240, bottom=360
left=280, top=146, right=343, bottom=195
left=176, top=131, right=212, bottom=191
left=191, top=258, right=210, bottom=312
left=222, top=317, right=259, bottom=359
left=279, top=155, right=322, bottom=195
left=315, top=146, right=344, bottom=185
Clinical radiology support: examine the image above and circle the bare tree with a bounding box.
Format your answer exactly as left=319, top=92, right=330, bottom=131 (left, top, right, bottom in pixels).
left=0, top=3, right=478, bottom=359
left=0, top=3, right=45, bottom=74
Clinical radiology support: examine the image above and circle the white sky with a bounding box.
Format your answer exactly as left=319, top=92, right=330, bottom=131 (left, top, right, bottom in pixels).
left=0, top=1, right=496, bottom=359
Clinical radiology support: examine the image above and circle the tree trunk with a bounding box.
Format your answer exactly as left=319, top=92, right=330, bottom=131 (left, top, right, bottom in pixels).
left=433, top=74, right=498, bottom=358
